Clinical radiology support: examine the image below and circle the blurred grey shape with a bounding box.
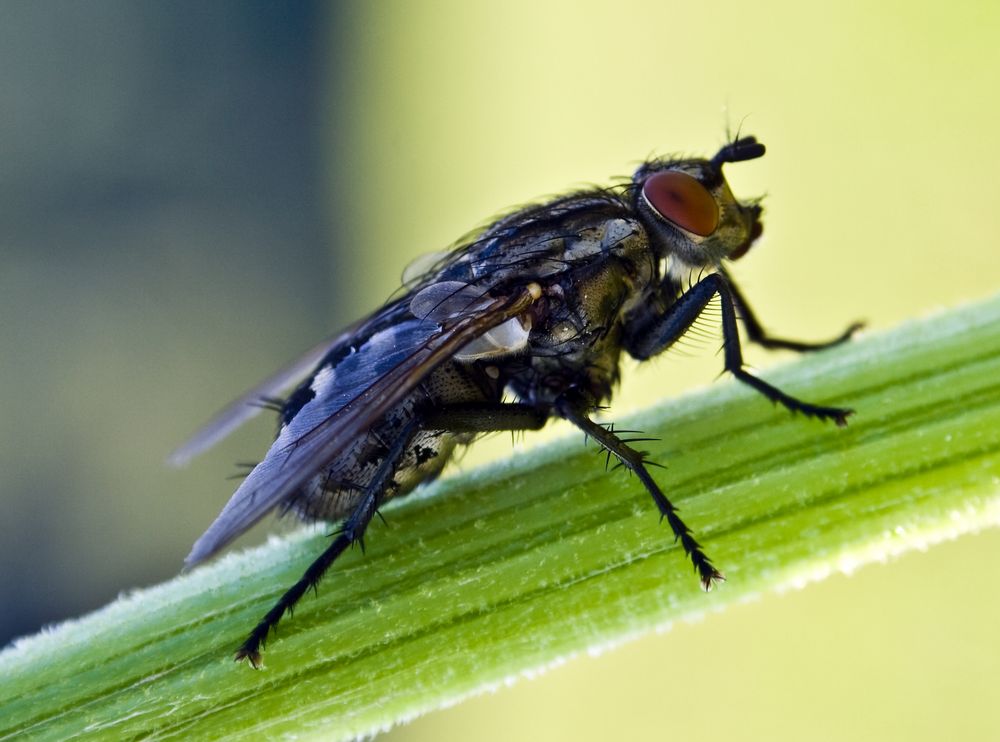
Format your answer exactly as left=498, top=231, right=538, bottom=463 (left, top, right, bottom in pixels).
left=0, top=1, right=339, bottom=646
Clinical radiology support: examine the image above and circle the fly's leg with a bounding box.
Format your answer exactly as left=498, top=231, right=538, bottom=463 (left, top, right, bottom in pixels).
left=630, top=273, right=853, bottom=426
left=235, top=419, right=419, bottom=668
left=422, top=402, right=548, bottom=433
left=555, top=400, right=723, bottom=589
left=236, top=406, right=545, bottom=667
left=432, top=400, right=722, bottom=587
left=723, top=270, right=863, bottom=352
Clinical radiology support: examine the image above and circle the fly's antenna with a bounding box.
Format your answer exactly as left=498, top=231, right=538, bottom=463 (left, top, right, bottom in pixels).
left=711, top=136, right=766, bottom=168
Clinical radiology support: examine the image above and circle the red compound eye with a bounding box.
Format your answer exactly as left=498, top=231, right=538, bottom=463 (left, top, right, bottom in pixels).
left=641, top=170, right=719, bottom=237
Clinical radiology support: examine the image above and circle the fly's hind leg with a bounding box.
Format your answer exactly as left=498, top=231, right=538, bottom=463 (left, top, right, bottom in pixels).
left=236, top=419, right=419, bottom=668
left=556, top=400, right=723, bottom=590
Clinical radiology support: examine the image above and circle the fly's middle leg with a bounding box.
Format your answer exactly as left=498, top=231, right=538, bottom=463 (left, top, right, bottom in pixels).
left=430, top=399, right=724, bottom=587
left=555, top=400, right=723, bottom=590
left=422, top=402, right=548, bottom=433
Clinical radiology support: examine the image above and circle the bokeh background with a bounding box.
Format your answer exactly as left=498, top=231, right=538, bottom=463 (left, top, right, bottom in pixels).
left=2, top=1, right=999, bottom=740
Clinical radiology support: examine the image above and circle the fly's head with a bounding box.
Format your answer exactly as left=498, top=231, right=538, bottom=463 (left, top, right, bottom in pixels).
left=632, top=136, right=765, bottom=271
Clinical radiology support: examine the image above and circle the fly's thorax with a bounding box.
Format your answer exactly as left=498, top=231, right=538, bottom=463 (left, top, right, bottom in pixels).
left=547, top=216, right=653, bottom=335
left=507, top=313, right=625, bottom=405
left=503, top=235, right=650, bottom=406
left=436, top=189, right=633, bottom=284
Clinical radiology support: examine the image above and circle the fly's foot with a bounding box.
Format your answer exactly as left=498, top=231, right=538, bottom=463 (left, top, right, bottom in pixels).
left=838, top=321, right=866, bottom=344
left=828, top=407, right=854, bottom=428
left=701, top=567, right=725, bottom=592
left=234, top=624, right=271, bottom=669
left=730, top=367, right=853, bottom=427
left=235, top=644, right=264, bottom=670
left=658, top=507, right=721, bottom=592
left=795, top=402, right=854, bottom=428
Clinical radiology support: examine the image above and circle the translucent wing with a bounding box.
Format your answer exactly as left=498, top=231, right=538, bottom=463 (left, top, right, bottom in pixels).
left=166, top=323, right=367, bottom=467
left=184, top=283, right=540, bottom=566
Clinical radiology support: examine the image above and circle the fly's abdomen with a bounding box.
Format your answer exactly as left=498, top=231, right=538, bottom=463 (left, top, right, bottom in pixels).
left=285, top=360, right=491, bottom=523
left=287, top=424, right=463, bottom=523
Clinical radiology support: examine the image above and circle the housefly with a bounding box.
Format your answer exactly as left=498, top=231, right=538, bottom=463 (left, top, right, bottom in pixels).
left=171, top=136, right=859, bottom=667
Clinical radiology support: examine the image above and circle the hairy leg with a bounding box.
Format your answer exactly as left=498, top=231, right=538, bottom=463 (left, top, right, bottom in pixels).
left=236, top=419, right=419, bottom=667
left=556, top=400, right=723, bottom=590
left=629, top=273, right=853, bottom=425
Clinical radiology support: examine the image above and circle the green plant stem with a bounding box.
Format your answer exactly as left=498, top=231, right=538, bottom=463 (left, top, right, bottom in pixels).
left=3, top=294, right=1000, bottom=741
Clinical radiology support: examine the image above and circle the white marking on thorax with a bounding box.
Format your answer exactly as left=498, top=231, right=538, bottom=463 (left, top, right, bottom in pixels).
left=455, top=316, right=531, bottom=361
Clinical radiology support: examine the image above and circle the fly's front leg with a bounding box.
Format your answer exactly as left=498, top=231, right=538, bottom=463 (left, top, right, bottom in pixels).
left=628, top=273, right=853, bottom=426
left=236, top=419, right=419, bottom=668
left=723, top=269, right=863, bottom=352
left=555, top=400, right=723, bottom=589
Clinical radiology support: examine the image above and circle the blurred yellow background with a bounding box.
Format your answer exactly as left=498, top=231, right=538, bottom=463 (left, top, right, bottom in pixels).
left=341, top=2, right=1000, bottom=741
left=1, top=2, right=998, bottom=740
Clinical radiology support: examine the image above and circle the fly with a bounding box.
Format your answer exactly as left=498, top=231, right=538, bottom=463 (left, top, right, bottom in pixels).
left=172, top=136, right=860, bottom=667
